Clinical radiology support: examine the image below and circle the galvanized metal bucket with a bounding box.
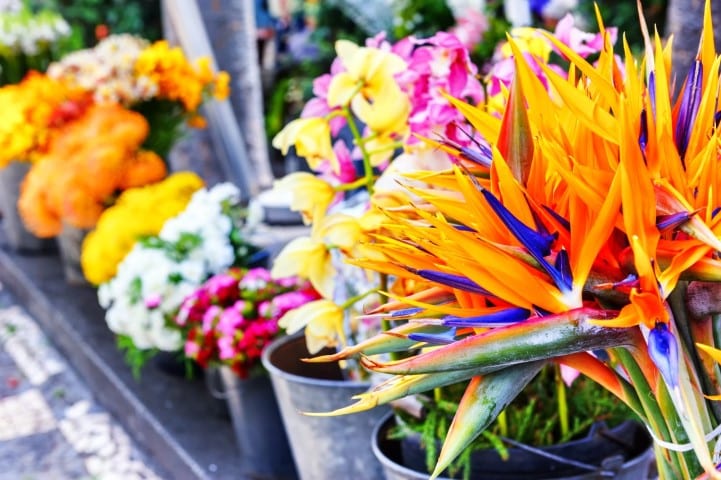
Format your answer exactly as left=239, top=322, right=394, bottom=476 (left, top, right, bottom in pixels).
left=215, top=366, right=297, bottom=480
left=261, top=334, right=389, bottom=480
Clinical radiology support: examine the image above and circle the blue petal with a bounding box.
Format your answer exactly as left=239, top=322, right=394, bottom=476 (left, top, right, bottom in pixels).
left=441, top=307, right=530, bottom=327
left=648, top=323, right=679, bottom=389
left=675, top=60, right=702, bottom=161
left=541, top=205, right=571, bottom=232
left=639, top=110, right=648, bottom=154
left=411, top=269, right=493, bottom=296
left=648, top=71, right=657, bottom=118
left=480, top=189, right=572, bottom=292
left=554, top=249, right=573, bottom=290
left=451, top=223, right=477, bottom=232
left=657, top=211, right=694, bottom=231
left=390, top=307, right=424, bottom=318
left=408, top=328, right=458, bottom=345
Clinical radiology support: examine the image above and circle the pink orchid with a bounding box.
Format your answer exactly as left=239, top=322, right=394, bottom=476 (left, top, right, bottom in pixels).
left=553, top=14, right=617, bottom=58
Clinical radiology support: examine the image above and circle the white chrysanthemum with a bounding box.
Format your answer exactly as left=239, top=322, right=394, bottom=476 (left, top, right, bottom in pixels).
left=98, top=183, right=248, bottom=352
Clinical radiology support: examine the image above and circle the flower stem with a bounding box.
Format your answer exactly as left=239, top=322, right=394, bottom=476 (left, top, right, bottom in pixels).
left=343, top=106, right=376, bottom=196
left=339, top=288, right=379, bottom=310
left=555, top=364, right=569, bottom=439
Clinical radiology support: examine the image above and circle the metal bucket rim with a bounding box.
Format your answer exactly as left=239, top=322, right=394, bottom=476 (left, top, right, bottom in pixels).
left=261, top=334, right=371, bottom=388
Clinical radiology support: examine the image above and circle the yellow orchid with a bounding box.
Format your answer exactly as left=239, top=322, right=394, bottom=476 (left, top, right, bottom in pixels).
left=272, top=117, right=337, bottom=172
left=271, top=234, right=335, bottom=299
left=327, top=39, right=407, bottom=108
left=272, top=172, right=336, bottom=224
left=278, top=299, right=345, bottom=354
left=350, top=81, right=410, bottom=137
left=500, top=27, right=552, bottom=62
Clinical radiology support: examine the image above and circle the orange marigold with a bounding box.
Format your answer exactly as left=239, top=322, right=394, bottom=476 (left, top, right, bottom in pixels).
left=19, top=104, right=167, bottom=237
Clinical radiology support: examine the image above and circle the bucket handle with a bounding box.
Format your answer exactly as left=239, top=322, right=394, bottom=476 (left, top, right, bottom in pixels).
left=205, top=367, right=230, bottom=400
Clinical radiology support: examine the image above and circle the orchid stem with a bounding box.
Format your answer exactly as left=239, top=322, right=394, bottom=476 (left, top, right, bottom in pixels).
left=343, top=106, right=375, bottom=196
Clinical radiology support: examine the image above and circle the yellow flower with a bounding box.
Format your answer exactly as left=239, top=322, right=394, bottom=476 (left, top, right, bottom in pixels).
left=271, top=235, right=335, bottom=298
left=350, top=81, right=410, bottom=137
left=327, top=39, right=406, bottom=107
left=80, top=172, right=204, bottom=284
left=500, top=27, right=552, bottom=62
left=278, top=299, right=344, bottom=354
left=272, top=117, right=337, bottom=172
left=316, top=213, right=365, bottom=254
left=272, top=172, right=336, bottom=224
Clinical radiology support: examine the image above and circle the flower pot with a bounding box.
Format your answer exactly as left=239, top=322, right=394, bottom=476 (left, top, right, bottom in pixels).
left=0, top=161, right=54, bottom=253
left=261, top=334, right=389, bottom=480
left=216, top=366, right=297, bottom=480
left=56, top=223, right=91, bottom=286
left=372, top=412, right=654, bottom=480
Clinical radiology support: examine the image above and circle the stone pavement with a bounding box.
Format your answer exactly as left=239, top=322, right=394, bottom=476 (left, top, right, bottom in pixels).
left=0, top=282, right=167, bottom=480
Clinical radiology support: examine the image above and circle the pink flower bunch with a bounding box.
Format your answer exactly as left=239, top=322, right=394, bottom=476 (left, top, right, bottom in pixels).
left=390, top=32, right=485, bottom=147
left=296, top=30, right=484, bottom=184
left=175, top=267, right=320, bottom=378
left=485, top=14, right=618, bottom=108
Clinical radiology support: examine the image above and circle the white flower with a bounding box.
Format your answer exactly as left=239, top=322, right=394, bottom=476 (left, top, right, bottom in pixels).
left=98, top=183, right=250, bottom=352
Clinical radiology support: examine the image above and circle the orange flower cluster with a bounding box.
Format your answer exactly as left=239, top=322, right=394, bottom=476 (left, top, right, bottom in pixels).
left=134, top=40, right=231, bottom=115
left=18, top=104, right=167, bottom=237
left=0, top=72, right=89, bottom=167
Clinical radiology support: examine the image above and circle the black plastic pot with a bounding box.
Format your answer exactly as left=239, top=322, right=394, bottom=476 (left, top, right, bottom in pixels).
left=372, top=412, right=654, bottom=480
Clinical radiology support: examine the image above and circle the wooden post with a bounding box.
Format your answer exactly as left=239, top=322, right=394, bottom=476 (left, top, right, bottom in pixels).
left=161, top=0, right=273, bottom=201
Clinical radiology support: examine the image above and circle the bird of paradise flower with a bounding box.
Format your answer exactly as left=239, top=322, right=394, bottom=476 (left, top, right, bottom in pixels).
left=304, top=3, right=721, bottom=479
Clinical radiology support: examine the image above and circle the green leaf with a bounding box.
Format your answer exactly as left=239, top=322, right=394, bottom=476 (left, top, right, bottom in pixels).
left=431, top=362, right=544, bottom=478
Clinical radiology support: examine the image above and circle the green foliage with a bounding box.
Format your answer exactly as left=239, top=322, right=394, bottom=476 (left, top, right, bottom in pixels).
left=392, top=0, right=455, bottom=40
left=392, top=365, right=639, bottom=479
left=117, top=334, right=158, bottom=380
left=132, top=99, right=188, bottom=161
left=29, top=0, right=161, bottom=46
left=577, top=0, right=668, bottom=53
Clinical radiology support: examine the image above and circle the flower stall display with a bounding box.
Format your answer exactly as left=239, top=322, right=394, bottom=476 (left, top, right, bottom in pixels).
left=0, top=3, right=73, bottom=85
left=303, top=2, right=721, bottom=479
left=47, top=34, right=231, bottom=157
left=80, top=171, right=205, bottom=286
left=97, top=182, right=262, bottom=376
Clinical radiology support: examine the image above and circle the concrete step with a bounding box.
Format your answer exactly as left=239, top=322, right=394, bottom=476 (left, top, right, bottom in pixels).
left=0, top=230, right=252, bottom=480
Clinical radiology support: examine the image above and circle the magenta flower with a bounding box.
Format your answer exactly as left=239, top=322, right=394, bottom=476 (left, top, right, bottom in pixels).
left=144, top=293, right=162, bottom=309
left=205, top=273, right=239, bottom=301
left=184, top=340, right=200, bottom=358
left=217, top=308, right=243, bottom=336
left=202, top=305, right=222, bottom=333
left=553, top=14, right=617, bottom=58
left=217, top=335, right=236, bottom=360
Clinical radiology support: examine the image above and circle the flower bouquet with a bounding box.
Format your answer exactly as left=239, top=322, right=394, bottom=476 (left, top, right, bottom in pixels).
left=18, top=103, right=167, bottom=238
left=80, top=171, right=205, bottom=286
left=0, top=3, right=73, bottom=85
left=47, top=34, right=230, bottom=158
left=174, top=267, right=319, bottom=377
left=0, top=70, right=88, bottom=250
left=301, top=2, right=721, bottom=479
left=98, top=182, right=263, bottom=377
